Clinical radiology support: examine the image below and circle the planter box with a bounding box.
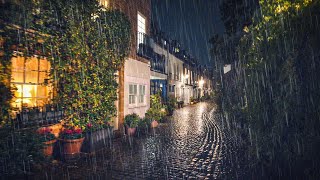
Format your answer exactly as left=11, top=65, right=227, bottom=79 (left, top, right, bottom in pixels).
left=81, top=128, right=114, bottom=153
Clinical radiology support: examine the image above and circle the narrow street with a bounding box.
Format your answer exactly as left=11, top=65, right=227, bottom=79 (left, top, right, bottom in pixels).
left=39, top=102, right=246, bottom=180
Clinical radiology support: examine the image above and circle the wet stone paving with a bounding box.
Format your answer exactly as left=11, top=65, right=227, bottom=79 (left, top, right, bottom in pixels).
left=39, top=102, right=247, bottom=180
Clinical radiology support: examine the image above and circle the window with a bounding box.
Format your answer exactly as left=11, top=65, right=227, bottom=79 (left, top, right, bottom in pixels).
left=139, top=85, right=146, bottom=103
left=137, top=12, right=146, bottom=48
left=11, top=56, right=52, bottom=109
left=129, top=84, right=137, bottom=104
left=99, top=0, right=108, bottom=8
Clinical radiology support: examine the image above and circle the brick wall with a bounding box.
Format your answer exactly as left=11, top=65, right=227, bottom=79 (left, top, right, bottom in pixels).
left=110, top=0, right=151, bottom=63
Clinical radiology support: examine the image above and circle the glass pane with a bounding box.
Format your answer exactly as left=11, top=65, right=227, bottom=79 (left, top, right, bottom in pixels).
left=21, top=84, right=37, bottom=98
left=11, top=56, right=25, bottom=72
left=129, top=85, right=133, bottom=94
left=39, top=59, right=47, bottom=71
left=25, top=71, right=38, bottom=83
left=37, top=85, right=47, bottom=97
left=133, top=85, right=137, bottom=95
left=39, top=72, right=48, bottom=84
left=11, top=71, right=24, bottom=82
left=25, top=57, right=38, bottom=71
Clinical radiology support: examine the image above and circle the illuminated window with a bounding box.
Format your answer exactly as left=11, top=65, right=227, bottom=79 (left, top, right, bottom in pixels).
left=11, top=56, right=52, bottom=109
left=99, top=0, right=108, bottom=8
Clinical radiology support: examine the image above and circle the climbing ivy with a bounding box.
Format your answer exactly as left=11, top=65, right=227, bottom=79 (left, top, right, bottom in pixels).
left=0, top=0, right=131, bottom=130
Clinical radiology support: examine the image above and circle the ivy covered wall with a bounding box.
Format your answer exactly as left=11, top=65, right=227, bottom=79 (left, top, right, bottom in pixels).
left=0, top=0, right=131, bottom=130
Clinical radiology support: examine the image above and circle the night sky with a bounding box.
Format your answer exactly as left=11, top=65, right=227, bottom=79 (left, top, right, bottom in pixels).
left=151, top=0, right=225, bottom=66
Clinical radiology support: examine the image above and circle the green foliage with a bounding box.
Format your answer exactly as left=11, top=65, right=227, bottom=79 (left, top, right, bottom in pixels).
left=138, top=117, right=151, bottom=129
left=214, top=0, right=320, bottom=177
left=0, top=127, right=45, bottom=175
left=124, top=113, right=140, bottom=128
left=146, top=93, right=166, bottom=122
left=0, top=0, right=131, bottom=129
left=166, top=95, right=177, bottom=116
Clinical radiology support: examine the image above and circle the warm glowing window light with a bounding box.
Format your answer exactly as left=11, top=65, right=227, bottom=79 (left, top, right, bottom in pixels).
left=11, top=56, right=52, bottom=109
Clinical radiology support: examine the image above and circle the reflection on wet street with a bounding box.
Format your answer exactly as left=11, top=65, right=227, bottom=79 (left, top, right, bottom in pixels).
left=41, top=102, right=245, bottom=179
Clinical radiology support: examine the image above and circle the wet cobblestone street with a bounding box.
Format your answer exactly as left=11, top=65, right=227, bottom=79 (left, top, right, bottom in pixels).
left=40, top=102, right=246, bottom=180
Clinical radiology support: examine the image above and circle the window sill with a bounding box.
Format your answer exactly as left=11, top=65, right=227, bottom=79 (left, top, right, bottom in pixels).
left=128, top=103, right=148, bottom=109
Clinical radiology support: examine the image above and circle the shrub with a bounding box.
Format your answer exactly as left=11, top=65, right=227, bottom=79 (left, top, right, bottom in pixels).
left=0, top=126, right=45, bottom=176
left=146, top=93, right=167, bottom=122
left=124, top=113, right=140, bottom=128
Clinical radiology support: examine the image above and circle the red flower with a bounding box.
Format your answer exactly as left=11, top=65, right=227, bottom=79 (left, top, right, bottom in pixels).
left=74, top=128, right=82, bottom=134
left=65, top=129, right=73, bottom=134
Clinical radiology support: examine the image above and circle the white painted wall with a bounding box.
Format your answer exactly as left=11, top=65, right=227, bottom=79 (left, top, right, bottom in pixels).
left=124, top=58, right=150, bottom=118
left=167, top=53, right=184, bottom=101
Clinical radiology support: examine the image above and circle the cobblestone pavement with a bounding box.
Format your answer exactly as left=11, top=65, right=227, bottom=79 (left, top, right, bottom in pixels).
left=39, top=102, right=247, bottom=180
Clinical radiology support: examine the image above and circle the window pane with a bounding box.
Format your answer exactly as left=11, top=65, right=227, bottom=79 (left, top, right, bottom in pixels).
left=37, top=85, right=47, bottom=97
left=22, top=85, right=37, bottom=98
left=134, top=85, right=137, bottom=94
left=11, top=71, right=24, bottom=82
left=39, top=59, right=49, bottom=71
left=11, top=56, right=24, bottom=72
left=129, top=84, right=133, bottom=94
left=25, top=57, right=38, bottom=71
left=39, top=72, right=48, bottom=84
left=25, top=71, right=38, bottom=83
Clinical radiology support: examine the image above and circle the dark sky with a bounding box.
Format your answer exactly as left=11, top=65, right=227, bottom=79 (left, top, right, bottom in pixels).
left=151, top=0, right=225, bottom=66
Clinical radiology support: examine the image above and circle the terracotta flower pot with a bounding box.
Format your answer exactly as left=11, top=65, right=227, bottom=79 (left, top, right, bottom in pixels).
left=60, top=137, right=85, bottom=155
left=150, top=120, right=159, bottom=128
left=43, top=139, right=57, bottom=156
left=127, top=127, right=136, bottom=136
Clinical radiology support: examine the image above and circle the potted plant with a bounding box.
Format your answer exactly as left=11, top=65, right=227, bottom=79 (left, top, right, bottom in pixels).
left=166, top=95, right=177, bottom=116
left=137, top=117, right=151, bottom=136
left=146, top=93, right=167, bottom=128
left=59, top=127, right=84, bottom=157
left=124, top=113, right=140, bottom=136
left=38, top=127, right=56, bottom=156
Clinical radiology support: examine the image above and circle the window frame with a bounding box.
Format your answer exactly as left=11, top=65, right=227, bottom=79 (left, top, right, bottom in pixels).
left=129, top=84, right=137, bottom=105
left=137, top=12, right=146, bottom=50
left=138, top=84, right=146, bottom=104
left=11, top=54, right=52, bottom=109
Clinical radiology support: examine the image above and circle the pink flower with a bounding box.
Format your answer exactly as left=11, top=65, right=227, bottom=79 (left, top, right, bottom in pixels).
left=87, top=123, right=92, bottom=128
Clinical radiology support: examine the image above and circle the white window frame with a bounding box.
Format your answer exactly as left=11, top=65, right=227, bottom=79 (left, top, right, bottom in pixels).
left=138, top=84, right=146, bottom=104
left=137, top=12, right=146, bottom=49
left=129, top=84, right=137, bottom=105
